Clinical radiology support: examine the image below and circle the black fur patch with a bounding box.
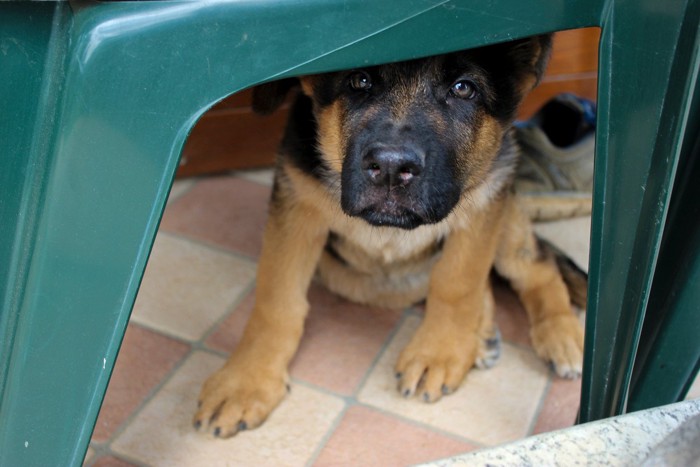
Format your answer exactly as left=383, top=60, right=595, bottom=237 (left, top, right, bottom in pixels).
left=280, top=93, right=331, bottom=182
left=324, top=231, right=349, bottom=266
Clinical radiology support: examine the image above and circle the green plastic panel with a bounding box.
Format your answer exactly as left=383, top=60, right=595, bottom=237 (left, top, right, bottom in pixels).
left=0, top=0, right=697, bottom=464
left=579, top=0, right=700, bottom=419
left=628, top=64, right=700, bottom=411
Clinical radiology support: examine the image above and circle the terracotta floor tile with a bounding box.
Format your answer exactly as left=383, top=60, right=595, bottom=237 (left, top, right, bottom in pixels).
left=92, top=324, right=189, bottom=443
left=130, top=232, right=255, bottom=341
left=358, top=316, right=549, bottom=446
left=290, top=284, right=402, bottom=395
left=532, top=377, right=582, bottom=435
left=206, top=283, right=402, bottom=395
left=84, top=447, right=95, bottom=464
left=314, top=405, right=475, bottom=467
left=160, top=175, right=271, bottom=258
left=492, top=280, right=532, bottom=348
left=204, top=290, right=254, bottom=353
left=112, top=352, right=344, bottom=466
left=167, top=179, right=197, bottom=205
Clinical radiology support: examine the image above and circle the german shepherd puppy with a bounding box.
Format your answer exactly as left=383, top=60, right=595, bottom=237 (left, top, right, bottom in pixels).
left=194, top=34, right=586, bottom=438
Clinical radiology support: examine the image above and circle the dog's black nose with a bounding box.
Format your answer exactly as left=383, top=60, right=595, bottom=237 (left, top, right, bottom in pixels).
left=361, top=146, right=423, bottom=187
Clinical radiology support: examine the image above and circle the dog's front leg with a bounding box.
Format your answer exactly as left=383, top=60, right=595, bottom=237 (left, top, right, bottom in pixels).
left=396, top=208, right=503, bottom=403
left=194, top=198, right=327, bottom=438
left=495, top=197, right=584, bottom=379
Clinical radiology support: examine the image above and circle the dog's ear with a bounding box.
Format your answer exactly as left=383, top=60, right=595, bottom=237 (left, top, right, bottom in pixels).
left=508, top=34, right=553, bottom=93
left=527, top=34, right=554, bottom=87
left=251, top=78, right=299, bottom=115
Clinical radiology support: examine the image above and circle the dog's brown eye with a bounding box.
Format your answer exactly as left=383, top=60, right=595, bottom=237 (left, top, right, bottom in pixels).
left=348, top=72, right=372, bottom=91
left=450, top=80, right=477, bottom=100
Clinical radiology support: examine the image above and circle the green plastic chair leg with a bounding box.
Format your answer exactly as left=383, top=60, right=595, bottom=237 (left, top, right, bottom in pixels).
left=628, top=163, right=700, bottom=410
left=579, top=0, right=699, bottom=422
left=628, top=70, right=700, bottom=411
left=0, top=5, right=184, bottom=465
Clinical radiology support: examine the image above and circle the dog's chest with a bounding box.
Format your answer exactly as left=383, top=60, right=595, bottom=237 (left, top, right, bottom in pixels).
left=327, top=215, right=448, bottom=266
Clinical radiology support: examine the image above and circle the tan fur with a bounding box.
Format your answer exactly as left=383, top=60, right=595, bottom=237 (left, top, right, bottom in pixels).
left=494, top=197, right=584, bottom=377
left=194, top=179, right=329, bottom=437
left=299, top=76, right=316, bottom=97
left=315, top=103, right=346, bottom=173
left=395, top=196, right=506, bottom=401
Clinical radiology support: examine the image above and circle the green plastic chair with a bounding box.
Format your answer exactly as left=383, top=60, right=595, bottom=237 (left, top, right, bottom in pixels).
left=1, top=1, right=698, bottom=464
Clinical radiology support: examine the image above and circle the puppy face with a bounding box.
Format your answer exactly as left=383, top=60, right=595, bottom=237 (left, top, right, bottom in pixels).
left=256, top=36, right=551, bottom=229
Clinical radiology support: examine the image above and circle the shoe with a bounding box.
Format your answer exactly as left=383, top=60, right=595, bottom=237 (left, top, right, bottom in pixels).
left=514, top=93, right=596, bottom=221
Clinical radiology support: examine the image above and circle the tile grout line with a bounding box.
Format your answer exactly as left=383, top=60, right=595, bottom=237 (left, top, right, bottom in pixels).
left=353, top=399, right=488, bottom=450
left=288, top=377, right=487, bottom=463
left=196, top=280, right=257, bottom=348
left=91, top=205, right=260, bottom=464
left=98, top=255, right=326, bottom=461
left=526, top=374, right=555, bottom=437
left=131, top=228, right=258, bottom=347
left=347, top=307, right=489, bottom=450
left=96, top=281, right=258, bottom=451
left=284, top=307, right=406, bottom=467
left=352, top=307, right=415, bottom=399
left=160, top=170, right=275, bottom=266
left=303, top=401, right=352, bottom=467
left=103, top=172, right=335, bottom=463
left=123, top=319, right=195, bottom=348
left=93, top=345, right=198, bottom=450
left=156, top=229, right=260, bottom=267
left=166, top=177, right=201, bottom=207
left=89, top=445, right=153, bottom=467
left=352, top=303, right=555, bottom=450
left=298, top=305, right=476, bottom=466
left=90, top=281, right=252, bottom=460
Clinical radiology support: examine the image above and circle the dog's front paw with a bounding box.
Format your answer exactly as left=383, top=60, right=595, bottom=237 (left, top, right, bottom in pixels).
left=531, top=313, right=584, bottom=379
left=395, top=328, right=478, bottom=403
left=193, top=363, right=288, bottom=438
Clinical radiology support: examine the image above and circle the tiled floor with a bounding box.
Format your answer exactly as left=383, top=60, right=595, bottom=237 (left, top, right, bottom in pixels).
left=83, top=169, right=697, bottom=467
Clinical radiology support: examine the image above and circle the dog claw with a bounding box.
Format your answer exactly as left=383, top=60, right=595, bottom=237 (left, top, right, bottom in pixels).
left=475, top=327, right=502, bottom=369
